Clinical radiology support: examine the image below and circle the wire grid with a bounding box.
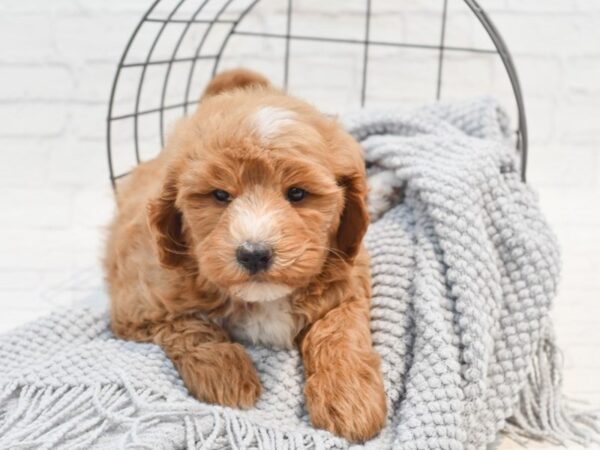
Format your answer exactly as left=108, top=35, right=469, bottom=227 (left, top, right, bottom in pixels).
left=107, top=0, right=528, bottom=188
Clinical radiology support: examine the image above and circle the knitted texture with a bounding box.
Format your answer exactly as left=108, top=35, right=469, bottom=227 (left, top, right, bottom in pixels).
left=0, top=98, right=597, bottom=449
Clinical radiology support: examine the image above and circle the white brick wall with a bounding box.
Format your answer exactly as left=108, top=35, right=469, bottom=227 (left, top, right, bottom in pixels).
left=0, top=1, right=599, bottom=441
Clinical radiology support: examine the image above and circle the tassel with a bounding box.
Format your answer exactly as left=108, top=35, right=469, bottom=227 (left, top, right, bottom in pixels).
left=0, top=382, right=331, bottom=449
left=505, top=326, right=600, bottom=445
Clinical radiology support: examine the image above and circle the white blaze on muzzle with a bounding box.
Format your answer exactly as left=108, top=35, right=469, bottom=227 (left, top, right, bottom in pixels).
left=228, top=191, right=279, bottom=245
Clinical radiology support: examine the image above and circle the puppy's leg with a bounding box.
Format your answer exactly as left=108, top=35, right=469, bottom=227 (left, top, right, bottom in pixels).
left=114, top=317, right=261, bottom=408
left=300, top=297, right=387, bottom=442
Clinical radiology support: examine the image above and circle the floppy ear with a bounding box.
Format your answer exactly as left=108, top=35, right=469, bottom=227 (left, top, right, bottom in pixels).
left=201, top=69, right=271, bottom=99
left=147, top=173, right=187, bottom=269
left=336, top=172, right=370, bottom=262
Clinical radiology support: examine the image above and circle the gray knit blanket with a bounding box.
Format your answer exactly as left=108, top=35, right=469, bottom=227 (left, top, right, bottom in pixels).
left=1, top=98, right=598, bottom=450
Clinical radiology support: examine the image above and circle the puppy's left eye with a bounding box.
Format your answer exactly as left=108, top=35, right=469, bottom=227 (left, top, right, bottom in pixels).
left=286, top=187, right=306, bottom=203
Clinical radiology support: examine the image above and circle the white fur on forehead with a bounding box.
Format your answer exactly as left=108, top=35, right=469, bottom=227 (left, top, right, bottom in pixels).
left=253, top=106, right=295, bottom=142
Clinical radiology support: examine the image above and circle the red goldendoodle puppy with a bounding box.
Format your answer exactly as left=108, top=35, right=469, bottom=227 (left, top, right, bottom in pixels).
left=104, top=69, right=386, bottom=442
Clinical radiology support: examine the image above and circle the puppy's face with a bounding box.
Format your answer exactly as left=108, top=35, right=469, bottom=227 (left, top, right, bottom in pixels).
left=149, top=92, right=368, bottom=304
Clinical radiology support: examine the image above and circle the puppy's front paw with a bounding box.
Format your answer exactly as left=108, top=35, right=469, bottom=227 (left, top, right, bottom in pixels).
left=304, top=352, right=387, bottom=442
left=176, top=342, right=261, bottom=408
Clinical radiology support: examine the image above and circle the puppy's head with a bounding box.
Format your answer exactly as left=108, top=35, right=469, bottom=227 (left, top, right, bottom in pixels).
left=148, top=69, right=368, bottom=303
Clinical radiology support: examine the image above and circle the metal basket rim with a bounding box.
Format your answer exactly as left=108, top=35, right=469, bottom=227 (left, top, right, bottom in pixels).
left=106, top=0, right=528, bottom=188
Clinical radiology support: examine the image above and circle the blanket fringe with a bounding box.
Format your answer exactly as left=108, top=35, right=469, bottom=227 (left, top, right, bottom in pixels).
left=504, top=327, right=600, bottom=446
left=0, top=381, right=328, bottom=450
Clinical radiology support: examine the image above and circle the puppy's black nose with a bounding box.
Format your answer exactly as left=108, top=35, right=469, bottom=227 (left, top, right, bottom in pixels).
left=236, top=242, right=273, bottom=274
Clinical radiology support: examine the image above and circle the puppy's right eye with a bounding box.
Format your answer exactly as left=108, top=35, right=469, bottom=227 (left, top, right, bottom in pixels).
left=212, top=189, right=232, bottom=203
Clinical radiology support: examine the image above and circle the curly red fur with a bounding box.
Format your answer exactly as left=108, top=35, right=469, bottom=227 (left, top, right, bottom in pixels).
left=105, top=69, right=386, bottom=442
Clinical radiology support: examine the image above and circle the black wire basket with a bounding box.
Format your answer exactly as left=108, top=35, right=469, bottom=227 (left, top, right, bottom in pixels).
left=107, top=0, right=528, bottom=188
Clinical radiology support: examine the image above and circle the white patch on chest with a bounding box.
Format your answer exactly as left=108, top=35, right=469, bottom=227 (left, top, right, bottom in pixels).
left=225, top=297, right=297, bottom=349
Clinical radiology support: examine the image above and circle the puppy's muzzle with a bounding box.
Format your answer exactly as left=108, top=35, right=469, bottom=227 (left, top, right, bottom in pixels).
left=236, top=242, right=273, bottom=275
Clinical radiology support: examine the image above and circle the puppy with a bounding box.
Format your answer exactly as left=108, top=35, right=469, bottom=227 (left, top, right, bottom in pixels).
left=105, top=69, right=387, bottom=442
